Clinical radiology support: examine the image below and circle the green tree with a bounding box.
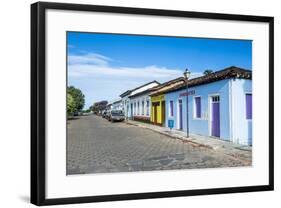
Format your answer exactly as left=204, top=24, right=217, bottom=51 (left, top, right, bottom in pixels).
left=67, top=86, right=85, bottom=112
left=203, top=69, right=213, bottom=75
left=67, top=93, right=76, bottom=115
left=92, top=100, right=108, bottom=114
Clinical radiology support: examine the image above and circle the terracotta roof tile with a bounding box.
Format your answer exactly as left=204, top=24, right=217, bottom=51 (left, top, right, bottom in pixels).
left=150, top=66, right=251, bottom=96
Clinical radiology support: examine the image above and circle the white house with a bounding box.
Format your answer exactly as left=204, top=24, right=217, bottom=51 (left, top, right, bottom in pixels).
left=120, top=81, right=160, bottom=120
left=129, top=89, right=153, bottom=122
left=119, top=90, right=131, bottom=119
left=111, top=99, right=123, bottom=111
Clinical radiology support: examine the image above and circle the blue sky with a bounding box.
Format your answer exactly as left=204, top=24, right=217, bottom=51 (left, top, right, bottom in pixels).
left=67, top=32, right=252, bottom=109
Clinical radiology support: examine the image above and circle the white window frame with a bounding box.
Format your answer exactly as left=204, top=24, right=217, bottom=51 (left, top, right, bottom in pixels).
left=169, top=100, right=174, bottom=117
left=193, top=96, right=202, bottom=119
left=208, top=93, right=220, bottom=137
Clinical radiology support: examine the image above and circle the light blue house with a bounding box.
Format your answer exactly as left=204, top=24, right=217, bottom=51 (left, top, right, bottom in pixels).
left=164, top=66, right=252, bottom=146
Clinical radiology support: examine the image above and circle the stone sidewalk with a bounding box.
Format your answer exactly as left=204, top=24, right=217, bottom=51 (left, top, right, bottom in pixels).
left=126, top=120, right=252, bottom=163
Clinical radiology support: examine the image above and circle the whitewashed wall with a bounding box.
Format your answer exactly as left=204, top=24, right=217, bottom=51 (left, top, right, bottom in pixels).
left=130, top=94, right=151, bottom=117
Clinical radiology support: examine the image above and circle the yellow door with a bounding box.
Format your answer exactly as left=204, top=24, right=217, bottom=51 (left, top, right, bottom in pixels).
left=156, top=104, right=161, bottom=124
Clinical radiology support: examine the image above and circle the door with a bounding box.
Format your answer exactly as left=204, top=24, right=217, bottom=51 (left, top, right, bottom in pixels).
left=211, top=96, right=220, bottom=137
left=179, top=100, right=183, bottom=130
left=153, top=104, right=158, bottom=124
left=161, top=101, right=165, bottom=125
left=152, top=102, right=161, bottom=124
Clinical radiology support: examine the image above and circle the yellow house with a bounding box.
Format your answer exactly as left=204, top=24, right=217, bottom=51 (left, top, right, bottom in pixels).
left=150, top=94, right=165, bottom=125
left=149, top=77, right=186, bottom=126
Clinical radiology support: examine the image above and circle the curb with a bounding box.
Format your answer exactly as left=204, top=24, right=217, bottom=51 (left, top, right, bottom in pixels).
left=126, top=121, right=213, bottom=150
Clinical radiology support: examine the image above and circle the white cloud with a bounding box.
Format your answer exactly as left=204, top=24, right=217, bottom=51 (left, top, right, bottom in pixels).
left=68, top=53, right=112, bottom=66
left=68, top=64, right=183, bottom=80
left=68, top=53, right=183, bottom=81
left=190, top=72, right=204, bottom=79
left=68, top=53, right=202, bottom=108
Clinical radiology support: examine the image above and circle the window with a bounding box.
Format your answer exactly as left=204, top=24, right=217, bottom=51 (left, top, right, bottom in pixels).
left=246, top=94, right=252, bottom=119
left=194, top=97, right=201, bottom=118
left=134, top=102, right=136, bottom=115
left=212, top=96, right=220, bottom=102
left=142, top=101, right=144, bottom=115
left=169, top=100, right=174, bottom=116
left=146, top=100, right=149, bottom=116
left=137, top=101, right=140, bottom=115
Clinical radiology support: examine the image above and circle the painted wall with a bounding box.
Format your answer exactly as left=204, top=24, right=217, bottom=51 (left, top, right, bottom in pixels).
left=151, top=94, right=165, bottom=125
left=121, top=96, right=130, bottom=118
left=112, top=101, right=123, bottom=110
left=130, top=94, right=151, bottom=117
left=231, top=78, right=252, bottom=145
left=165, top=78, right=252, bottom=145
left=165, top=79, right=231, bottom=140
left=122, top=82, right=159, bottom=119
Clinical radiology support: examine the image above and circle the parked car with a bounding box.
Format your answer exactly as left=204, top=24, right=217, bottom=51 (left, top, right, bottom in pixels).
left=108, top=110, right=125, bottom=122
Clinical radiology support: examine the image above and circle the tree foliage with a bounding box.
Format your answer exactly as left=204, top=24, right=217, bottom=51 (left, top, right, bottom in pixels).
left=67, top=86, right=85, bottom=113
left=67, top=93, right=76, bottom=115
left=91, top=100, right=108, bottom=114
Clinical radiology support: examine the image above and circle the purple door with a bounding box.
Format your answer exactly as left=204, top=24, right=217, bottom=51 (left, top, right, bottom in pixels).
left=211, top=97, right=220, bottom=137
left=179, top=100, right=183, bottom=130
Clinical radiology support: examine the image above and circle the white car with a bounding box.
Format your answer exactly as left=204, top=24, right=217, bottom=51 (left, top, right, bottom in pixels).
left=109, top=110, right=125, bottom=122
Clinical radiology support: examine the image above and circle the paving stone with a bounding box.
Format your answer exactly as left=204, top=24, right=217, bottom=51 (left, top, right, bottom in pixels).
left=147, top=155, right=169, bottom=161
left=201, top=155, right=215, bottom=162
left=67, top=115, right=252, bottom=174
left=143, top=160, right=160, bottom=168
left=159, top=159, right=174, bottom=166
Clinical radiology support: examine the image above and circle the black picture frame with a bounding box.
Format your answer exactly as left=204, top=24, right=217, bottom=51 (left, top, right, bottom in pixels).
left=31, top=1, right=274, bottom=206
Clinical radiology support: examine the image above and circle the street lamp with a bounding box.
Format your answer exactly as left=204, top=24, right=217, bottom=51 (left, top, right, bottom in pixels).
left=183, top=68, right=191, bottom=138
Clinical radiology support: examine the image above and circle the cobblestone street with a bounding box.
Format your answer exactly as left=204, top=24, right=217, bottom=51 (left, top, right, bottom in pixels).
left=67, top=114, right=251, bottom=175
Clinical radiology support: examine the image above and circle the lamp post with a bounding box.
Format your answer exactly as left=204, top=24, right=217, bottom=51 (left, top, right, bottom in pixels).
left=183, top=69, right=191, bottom=138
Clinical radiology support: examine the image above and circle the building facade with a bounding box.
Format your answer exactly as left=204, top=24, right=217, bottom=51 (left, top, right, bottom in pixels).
left=129, top=90, right=152, bottom=122
left=149, top=77, right=186, bottom=126
left=164, top=67, right=252, bottom=145
left=150, top=94, right=165, bottom=125
left=111, top=99, right=123, bottom=111
left=120, top=81, right=159, bottom=120
left=119, top=90, right=131, bottom=119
